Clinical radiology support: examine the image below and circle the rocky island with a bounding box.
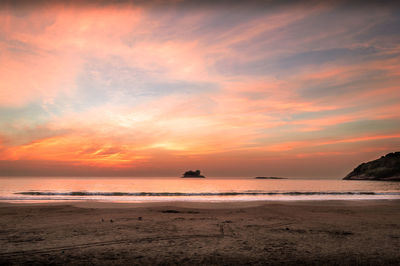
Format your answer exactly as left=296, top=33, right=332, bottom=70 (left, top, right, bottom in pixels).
left=182, top=170, right=205, bottom=178
left=344, top=152, right=400, bottom=181
left=254, top=176, right=287, bottom=179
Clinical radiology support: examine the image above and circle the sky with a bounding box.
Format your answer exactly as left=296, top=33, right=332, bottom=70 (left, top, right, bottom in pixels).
left=0, top=0, right=399, bottom=178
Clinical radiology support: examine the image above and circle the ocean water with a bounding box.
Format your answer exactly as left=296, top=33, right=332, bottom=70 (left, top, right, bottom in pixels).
left=0, top=177, right=400, bottom=203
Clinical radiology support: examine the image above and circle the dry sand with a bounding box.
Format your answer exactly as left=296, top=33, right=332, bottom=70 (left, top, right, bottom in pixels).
left=0, top=200, right=399, bottom=265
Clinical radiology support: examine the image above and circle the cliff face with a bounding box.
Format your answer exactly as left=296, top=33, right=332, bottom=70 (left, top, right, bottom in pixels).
left=344, top=152, right=400, bottom=181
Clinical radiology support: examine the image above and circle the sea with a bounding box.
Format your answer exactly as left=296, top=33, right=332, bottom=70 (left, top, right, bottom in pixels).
left=0, top=177, right=399, bottom=203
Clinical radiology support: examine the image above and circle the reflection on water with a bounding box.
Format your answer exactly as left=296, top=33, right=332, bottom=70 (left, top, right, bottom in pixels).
left=0, top=177, right=399, bottom=203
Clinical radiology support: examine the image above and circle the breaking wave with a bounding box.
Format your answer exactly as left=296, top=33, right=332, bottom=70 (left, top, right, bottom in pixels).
left=15, top=191, right=400, bottom=196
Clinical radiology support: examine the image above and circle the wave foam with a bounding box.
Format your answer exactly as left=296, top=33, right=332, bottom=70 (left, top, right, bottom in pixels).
left=15, top=191, right=400, bottom=196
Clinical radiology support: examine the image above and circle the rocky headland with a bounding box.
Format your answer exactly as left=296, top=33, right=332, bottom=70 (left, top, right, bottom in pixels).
left=344, top=152, right=400, bottom=181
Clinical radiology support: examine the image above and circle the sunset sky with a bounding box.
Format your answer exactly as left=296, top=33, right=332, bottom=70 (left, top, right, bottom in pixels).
left=0, top=0, right=399, bottom=178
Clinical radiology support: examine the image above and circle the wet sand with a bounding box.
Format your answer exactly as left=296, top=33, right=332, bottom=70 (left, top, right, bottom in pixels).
left=0, top=200, right=399, bottom=265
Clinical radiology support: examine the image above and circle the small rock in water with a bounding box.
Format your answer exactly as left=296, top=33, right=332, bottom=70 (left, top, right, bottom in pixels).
left=138, top=217, right=142, bottom=221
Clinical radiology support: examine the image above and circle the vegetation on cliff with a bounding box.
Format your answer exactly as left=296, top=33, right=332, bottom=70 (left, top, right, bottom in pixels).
left=344, top=152, right=400, bottom=181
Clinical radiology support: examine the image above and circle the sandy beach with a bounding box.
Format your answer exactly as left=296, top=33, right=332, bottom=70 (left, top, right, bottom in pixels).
left=0, top=200, right=399, bottom=265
